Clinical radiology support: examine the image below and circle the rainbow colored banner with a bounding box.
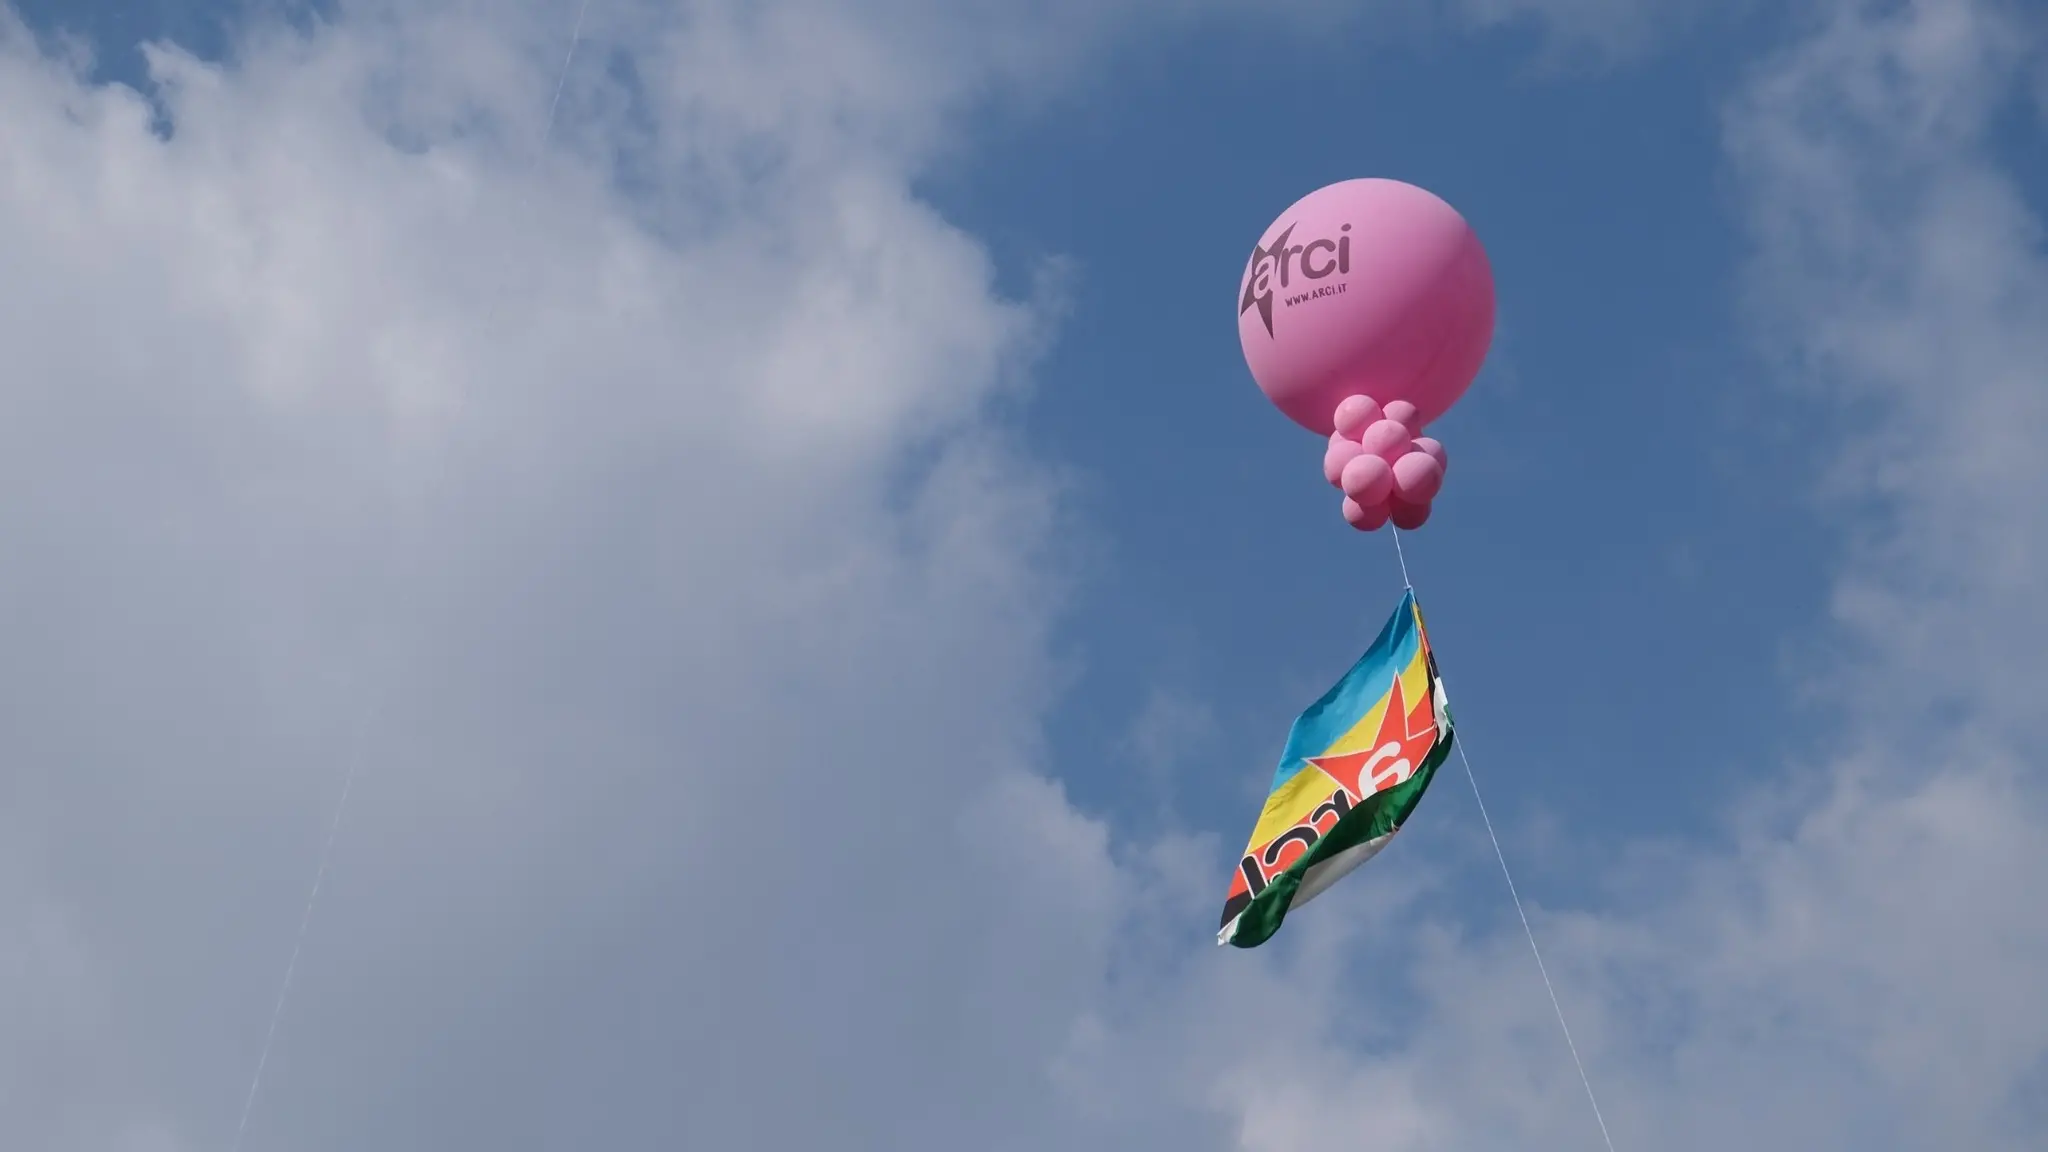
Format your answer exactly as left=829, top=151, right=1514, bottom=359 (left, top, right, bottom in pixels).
left=1219, top=589, right=1454, bottom=948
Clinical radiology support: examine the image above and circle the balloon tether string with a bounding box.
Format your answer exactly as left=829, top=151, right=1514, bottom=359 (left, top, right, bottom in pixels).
left=229, top=716, right=366, bottom=1152
left=228, top=6, right=596, bottom=1149
left=1389, top=526, right=1617, bottom=1152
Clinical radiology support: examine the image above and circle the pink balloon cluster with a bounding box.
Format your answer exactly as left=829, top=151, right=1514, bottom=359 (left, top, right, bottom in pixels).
left=1320, top=394, right=1447, bottom=532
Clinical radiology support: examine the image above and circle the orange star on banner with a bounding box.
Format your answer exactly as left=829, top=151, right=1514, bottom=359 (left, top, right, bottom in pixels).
left=1305, top=671, right=1438, bottom=802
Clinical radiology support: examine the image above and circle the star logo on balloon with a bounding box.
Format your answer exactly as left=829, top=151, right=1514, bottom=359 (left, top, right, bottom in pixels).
left=1239, top=223, right=1294, bottom=337
left=1304, top=670, right=1438, bottom=800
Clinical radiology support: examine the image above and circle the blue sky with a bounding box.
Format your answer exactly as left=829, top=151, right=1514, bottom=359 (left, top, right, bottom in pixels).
left=921, top=12, right=1833, bottom=856
left=1, top=1, right=2044, bottom=1150
left=9, top=0, right=1857, bottom=867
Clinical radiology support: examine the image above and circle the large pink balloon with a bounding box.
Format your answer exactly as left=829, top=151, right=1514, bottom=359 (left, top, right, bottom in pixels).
left=1238, top=178, right=1495, bottom=436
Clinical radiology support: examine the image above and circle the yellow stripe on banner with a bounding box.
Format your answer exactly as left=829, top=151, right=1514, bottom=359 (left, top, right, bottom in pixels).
left=1239, top=648, right=1430, bottom=855
left=1322, top=652, right=1430, bottom=759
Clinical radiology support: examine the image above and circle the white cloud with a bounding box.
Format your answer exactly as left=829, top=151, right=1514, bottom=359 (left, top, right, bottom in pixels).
left=0, top=0, right=1506, bottom=1146
left=1450, top=0, right=1717, bottom=62
left=1441, top=0, right=1764, bottom=70
left=0, top=1, right=1093, bottom=1147
left=1180, top=1, right=2048, bottom=1150
left=4, top=0, right=2044, bottom=1150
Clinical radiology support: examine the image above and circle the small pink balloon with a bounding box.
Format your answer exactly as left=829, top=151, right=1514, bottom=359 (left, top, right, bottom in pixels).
left=1358, top=418, right=1414, bottom=463
left=1340, top=452, right=1394, bottom=505
left=1389, top=498, right=1432, bottom=530
left=1323, top=435, right=1364, bottom=487
left=1411, top=436, right=1447, bottom=471
left=1382, top=399, right=1421, bottom=434
left=1332, top=395, right=1382, bottom=439
left=1343, top=496, right=1390, bottom=532
left=1392, top=451, right=1444, bottom=503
